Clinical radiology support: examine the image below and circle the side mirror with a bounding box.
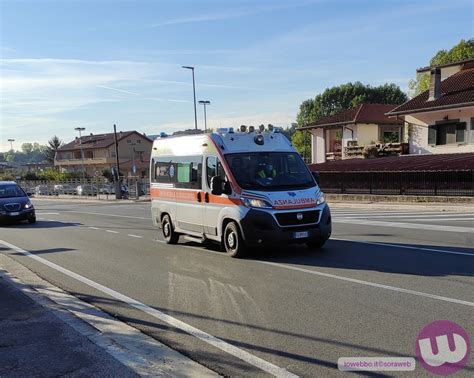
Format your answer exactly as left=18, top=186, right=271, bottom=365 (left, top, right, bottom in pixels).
left=210, top=176, right=223, bottom=195
left=311, top=171, right=320, bottom=185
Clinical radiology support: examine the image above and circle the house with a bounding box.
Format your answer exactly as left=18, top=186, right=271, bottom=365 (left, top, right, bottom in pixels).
left=55, top=131, right=153, bottom=178
left=387, top=58, right=474, bottom=155
left=300, top=103, right=404, bottom=164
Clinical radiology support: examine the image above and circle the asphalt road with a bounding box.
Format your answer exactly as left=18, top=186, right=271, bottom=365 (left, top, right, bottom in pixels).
left=1, top=199, right=473, bottom=377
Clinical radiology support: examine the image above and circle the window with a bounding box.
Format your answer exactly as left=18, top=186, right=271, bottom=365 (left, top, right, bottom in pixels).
left=152, top=155, right=202, bottom=189
left=428, top=122, right=466, bottom=146
left=471, top=118, right=474, bottom=144
left=206, top=157, right=226, bottom=187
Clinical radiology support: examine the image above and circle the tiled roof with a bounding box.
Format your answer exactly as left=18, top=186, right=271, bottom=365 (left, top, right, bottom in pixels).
left=308, top=153, right=474, bottom=172
left=59, top=131, right=152, bottom=151
left=388, top=68, right=474, bottom=116
left=301, top=103, right=402, bottom=130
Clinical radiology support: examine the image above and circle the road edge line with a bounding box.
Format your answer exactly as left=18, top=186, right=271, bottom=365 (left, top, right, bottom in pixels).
left=0, top=251, right=217, bottom=377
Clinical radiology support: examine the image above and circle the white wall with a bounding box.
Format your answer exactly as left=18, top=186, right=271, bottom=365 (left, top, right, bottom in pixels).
left=406, top=106, right=474, bottom=155
left=310, top=128, right=326, bottom=163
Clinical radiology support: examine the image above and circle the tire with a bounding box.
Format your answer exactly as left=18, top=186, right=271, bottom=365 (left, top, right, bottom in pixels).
left=162, top=214, right=179, bottom=244
left=223, top=221, right=247, bottom=258
left=28, top=217, right=36, bottom=224
left=306, top=238, right=326, bottom=250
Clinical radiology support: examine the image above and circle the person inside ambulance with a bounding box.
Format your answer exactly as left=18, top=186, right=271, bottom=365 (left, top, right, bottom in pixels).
left=256, top=156, right=277, bottom=181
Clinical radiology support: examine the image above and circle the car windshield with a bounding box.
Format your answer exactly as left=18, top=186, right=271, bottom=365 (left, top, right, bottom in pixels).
left=0, top=184, right=26, bottom=198
left=225, top=152, right=315, bottom=191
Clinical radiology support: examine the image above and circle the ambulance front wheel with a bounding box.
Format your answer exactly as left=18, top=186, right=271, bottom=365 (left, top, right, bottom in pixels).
left=223, top=221, right=247, bottom=258
left=162, top=214, right=179, bottom=244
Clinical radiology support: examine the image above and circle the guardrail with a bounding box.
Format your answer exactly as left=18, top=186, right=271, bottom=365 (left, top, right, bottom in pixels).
left=318, top=170, right=474, bottom=197
left=16, top=178, right=150, bottom=200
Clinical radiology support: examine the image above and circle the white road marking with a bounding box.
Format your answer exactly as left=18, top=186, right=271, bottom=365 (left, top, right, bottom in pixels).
left=256, top=261, right=474, bottom=307
left=333, top=218, right=474, bottom=233
left=332, top=238, right=474, bottom=257
left=335, top=214, right=474, bottom=219
left=63, top=210, right=149, bottom=220
left=35, top=212, right=60, bottom=215
left=89, top=226, right=100, bottom=230
left=128, top=234, right=143, bottom=238
left=106, top=230, right=119, bottom=234
left=0, top=240, right=296, bottom=378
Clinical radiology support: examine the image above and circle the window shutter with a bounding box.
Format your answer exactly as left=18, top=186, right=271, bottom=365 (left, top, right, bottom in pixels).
left=456, top=123, right=466, bottom=143
left=428, top=125, right=437, bottom=145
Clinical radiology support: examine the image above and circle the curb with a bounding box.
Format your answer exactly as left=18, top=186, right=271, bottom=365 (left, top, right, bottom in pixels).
left=0, top=253, right=216, bottom=377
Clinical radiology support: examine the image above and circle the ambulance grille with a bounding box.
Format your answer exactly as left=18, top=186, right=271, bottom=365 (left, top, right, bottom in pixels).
left=275, top=210, right=320, bottom=226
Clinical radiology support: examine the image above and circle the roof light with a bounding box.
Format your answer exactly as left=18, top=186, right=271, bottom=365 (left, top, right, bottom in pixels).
left=248, top=126, right=255, bottom=133
left=268, top=124, right=274, bottom=132
left=228, top=127, right=235, bottom=133
left=258, top=124, right=265, bottom=133
left=159, top=132, right=168, bottom=138
left=240, top=125, right=247, bottom=133
left=254, top=134, right=264, bottom=145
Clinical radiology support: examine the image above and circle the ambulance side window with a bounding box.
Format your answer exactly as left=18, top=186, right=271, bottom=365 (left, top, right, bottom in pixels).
left=152, top=157, right=175, bottom=184
left=175, top=156, right=202, bottom=190
left=206, top=157, right=225, bottom=188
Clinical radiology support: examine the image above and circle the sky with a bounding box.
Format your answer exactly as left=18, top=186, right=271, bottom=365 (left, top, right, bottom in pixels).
left=0, top=0, right=473, bottom=151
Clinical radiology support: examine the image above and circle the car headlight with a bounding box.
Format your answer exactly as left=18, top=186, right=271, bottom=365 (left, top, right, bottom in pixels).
left=316, top=191, right=325, bottom=205
left=241, top=196, right=273, bottom=209
left=24, top=201, right=34, bottom=209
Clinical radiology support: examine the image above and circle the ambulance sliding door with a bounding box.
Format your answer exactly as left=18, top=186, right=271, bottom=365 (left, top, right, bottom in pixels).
left=174, top=156, right=205, bottom=234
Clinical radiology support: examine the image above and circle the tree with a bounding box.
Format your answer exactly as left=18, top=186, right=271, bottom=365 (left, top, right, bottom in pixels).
left=292, top=82, right=407, bottom=156
left=44, top=136, right=64, bottom=163
left=408, top=39, right=474, bottom=96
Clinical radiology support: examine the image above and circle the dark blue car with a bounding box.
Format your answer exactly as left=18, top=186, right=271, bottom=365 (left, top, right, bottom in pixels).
left=0, top=181, right=36, bottom=224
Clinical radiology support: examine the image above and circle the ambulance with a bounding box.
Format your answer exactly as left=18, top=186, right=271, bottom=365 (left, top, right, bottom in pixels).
left=150, top=126, right=331, bottom=257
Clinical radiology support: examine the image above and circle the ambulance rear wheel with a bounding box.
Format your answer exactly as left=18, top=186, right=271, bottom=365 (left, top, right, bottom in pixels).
left=223, top=221, right=247, bottom=258
left=162, top=214, right=179, bottom=244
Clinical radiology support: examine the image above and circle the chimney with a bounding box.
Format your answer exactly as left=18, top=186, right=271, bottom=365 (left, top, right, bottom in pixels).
left=428, top=68, right=441, bottom=101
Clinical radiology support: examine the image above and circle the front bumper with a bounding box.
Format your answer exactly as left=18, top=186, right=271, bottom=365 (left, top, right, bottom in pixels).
left=239, top=204, right=331, bottom=247
left=0, top=208, right=36, bottom=223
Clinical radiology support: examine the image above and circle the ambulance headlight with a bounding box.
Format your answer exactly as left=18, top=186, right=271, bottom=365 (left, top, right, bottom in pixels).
left=315, top=191, right=325, bottom=205
left=241, top=197, right=273, bottom=209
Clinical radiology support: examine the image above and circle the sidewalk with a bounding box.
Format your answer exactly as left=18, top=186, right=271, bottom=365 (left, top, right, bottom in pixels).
left=0, top=273, right=135, bottom=377
left=0, top=253, right=216, bottom=377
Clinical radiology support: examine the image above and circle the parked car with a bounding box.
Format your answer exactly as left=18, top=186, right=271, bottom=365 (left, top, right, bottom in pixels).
left=0, top=181, right=36, bottom=224
left=54, top=184, right=76, bottom=195
left=76, top=184, right=98, bottom=196
left=35, top=185, right=54, bottom=195
left=98, top=184, right=116, bottom=195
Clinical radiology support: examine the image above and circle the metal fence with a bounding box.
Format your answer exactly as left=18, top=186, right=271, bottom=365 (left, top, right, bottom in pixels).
left=318, top=170, right=474, bottom=197
left=17, top=178, right=150, bottom=200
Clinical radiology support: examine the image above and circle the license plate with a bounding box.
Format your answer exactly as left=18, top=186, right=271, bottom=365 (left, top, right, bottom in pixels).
left=293, top=231, right=309, bottom=239
left=9, top=212, right=20, bottom=216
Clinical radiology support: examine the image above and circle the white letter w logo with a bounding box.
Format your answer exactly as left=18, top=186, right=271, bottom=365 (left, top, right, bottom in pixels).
left=419, top=334, right=468, bottom=367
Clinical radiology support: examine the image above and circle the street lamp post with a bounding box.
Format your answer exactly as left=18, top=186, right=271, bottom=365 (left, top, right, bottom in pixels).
left=7, top=139, right=15, bottom=151
left=182, top=66, right=198, bottom=130
left=74, top=127, right=86, bottom=181
left=198, top=100, right=211, bottom=132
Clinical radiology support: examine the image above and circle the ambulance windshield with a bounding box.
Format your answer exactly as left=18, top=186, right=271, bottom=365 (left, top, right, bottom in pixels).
left=225, top=152, right=315, bottom=191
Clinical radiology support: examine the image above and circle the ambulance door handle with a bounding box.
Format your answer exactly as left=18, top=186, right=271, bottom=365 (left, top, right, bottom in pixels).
left=204, top=192, right=209, bottom=203
left=197, top=192, right=202, bottom=202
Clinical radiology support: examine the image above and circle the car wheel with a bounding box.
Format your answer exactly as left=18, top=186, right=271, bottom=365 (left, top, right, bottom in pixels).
left=28, top=217, right=36, bottom=224
left=162, top=214, right=179, bottom=244
left=306, top=238, right=326, bottom=250
left=223, top=221, right=247, bottom=258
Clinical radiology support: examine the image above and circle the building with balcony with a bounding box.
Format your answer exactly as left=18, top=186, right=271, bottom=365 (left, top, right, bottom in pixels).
left=300, top=103, right=405, bottom=164
left=55, top=131, right=153, bottom=178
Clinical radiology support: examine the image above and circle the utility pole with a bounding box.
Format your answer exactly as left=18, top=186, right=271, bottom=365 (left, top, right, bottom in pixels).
left=74, top=127, right=86, bottom=180
left=113, top=124, right=122, bottom=199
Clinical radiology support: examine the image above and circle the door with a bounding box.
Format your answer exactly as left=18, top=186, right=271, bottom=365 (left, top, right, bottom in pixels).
left=174, top=155, right=205, bottom=234
left=203, top=156, right=228, bottom=237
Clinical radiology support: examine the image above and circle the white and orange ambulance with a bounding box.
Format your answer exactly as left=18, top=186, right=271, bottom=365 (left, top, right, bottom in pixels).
left=150, top=127, right=331, bottom=257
